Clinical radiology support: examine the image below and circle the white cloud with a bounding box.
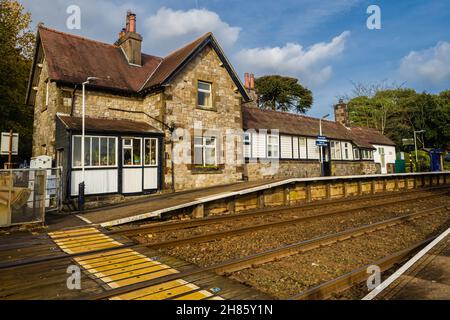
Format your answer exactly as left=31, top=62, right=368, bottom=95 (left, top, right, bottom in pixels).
left=144, top=7, right=240, bottom=54
left=235, top=31, right=350, bottom=86
left=399, top=41, right=450, bottom=86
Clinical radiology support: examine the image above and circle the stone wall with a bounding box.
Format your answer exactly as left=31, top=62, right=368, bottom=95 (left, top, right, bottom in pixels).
left=32, top=59, right=59, bottom=158
left=245, top=160, right=321, bottom=181
left=332, top=161, right=379, bottom=176
left=161, top=44, right=245, bottom=191
left=246, top=159, right=380, bottom=182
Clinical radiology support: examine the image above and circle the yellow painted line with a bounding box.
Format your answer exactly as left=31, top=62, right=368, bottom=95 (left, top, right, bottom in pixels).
left=108, top=269, right=179, bottom=288
left=61, top=242, right=120, bottom=255
left=76, top=253, right=143, bottom=269
left=49, top=227, right=224, bottom=300
left=92, top=260, right=162, bottom=278
left=49, top=228, right=100, bottom=238
left=100, top=264, right=173, bottom=283
left=74, top=248, right=134, bottom=263
left=53, top=234, right=111, bottom=245
left=136, top=283, right=197, bottom=300
left=57, top=239, right=120, bottom=250
left=174, top=290, right=213, bottom=300
left=110, top=280, right=189, bottom=300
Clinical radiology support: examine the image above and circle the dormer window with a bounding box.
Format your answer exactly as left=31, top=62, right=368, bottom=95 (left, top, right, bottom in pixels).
left=197, top=81, right=212, bottom=108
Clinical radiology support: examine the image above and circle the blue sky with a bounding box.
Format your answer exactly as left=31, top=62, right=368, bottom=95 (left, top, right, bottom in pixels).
left=21, top=0, right=450, bottom=118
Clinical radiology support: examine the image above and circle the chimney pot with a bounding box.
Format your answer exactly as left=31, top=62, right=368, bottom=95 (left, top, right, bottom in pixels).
left=129, top=13, right=137, bottom=33
left=244, top=73, right=250, bottom=90
left=250, top=74, right=255, bottom=90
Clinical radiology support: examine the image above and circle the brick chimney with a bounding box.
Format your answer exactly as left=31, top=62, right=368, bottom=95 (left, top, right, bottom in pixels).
left=243, top=73, right=258, bottom=107
left=116, top=10, right=142, bottom=66
left=334, top=99, right=350, bottom=127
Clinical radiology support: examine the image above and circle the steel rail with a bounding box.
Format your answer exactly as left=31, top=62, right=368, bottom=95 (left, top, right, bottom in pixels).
left=4, top=186, right=446, bottom=251
left=2, top=191, right=447, bottom=270
left=82, top=204, right=449, bottom=300
left=288, top=237, right=437, bottom=300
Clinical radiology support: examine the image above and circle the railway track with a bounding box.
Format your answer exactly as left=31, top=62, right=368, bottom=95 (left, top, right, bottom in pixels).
left=1, top=188, right=447, bottom=270
left=287, top=237, right=437, bottom=300
left=1, top=186, right=448, bottom=253
left=79, top=203, right=449, bottom=300
left=1, top=187, right=448, bottom=300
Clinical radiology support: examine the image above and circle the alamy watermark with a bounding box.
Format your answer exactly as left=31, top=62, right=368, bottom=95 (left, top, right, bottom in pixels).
left=66, top=5, right=81, bottom=30
left=366, top=265, right=381, bottom=291
left=67, top=264, right=81, bottom=290
left=367, top=5, right=382, bottom=30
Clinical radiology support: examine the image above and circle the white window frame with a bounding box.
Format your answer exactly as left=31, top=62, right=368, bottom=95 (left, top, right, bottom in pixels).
left=330, top=141, right=342, bottom=160
left=354, top=148, right=360, bottom=160
left=144, top=138, right=158, bottom=167
left=267, top=134, right=279, bottom=159
left=243, top=133, right=252, bottom=158
left=197, top=81, right=212, bottom=108
left=194, top=136, right=218, bottom=166
left=343, top=142, right=350, bottom=160
left=299, top=137, right=307, bottom=159
left=72, top=135, right=118, bottom=169
left=122, top=137, right=142, bottom=167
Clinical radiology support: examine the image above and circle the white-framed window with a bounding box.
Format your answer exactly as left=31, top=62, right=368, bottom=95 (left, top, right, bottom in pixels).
left=123, top=138, right=142, bottom=167
left=361, top=149, right=374, bottom=160
left=194, top=136, right=217, bottom=166
left=280, top=135, right=293, bottom=159
left=354, top=148, right=360, bottom=160
left=330, top=141, right=342, bottom=160
left=343, top=142, right=350, bottom=160
left=72, top=136, right=117, bottom=168
left=267, top=134, right=279, bottom=159
left=299, top=137, right=307, bottom=159
left=198, top=81, right=212, bottom=108
left=243, top=133, right=252, bottom=158
left=144, top=138, right=158, bottom=166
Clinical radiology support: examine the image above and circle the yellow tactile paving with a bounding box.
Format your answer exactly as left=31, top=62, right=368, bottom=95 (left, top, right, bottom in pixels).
left=49, top=227, right=223, bottom=300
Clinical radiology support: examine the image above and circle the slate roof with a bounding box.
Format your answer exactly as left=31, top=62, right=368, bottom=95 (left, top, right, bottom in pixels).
left=57, top=115, right=162, bottom=135
left=32, top=26, right=249, bottom=100
left=242, top=107, right=395, bottom=149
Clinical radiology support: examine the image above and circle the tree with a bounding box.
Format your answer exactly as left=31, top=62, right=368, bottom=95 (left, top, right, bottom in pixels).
left=0, top=0, right=35, bottom=165
left=343, top=80, right=450, bottom=151
left=254, top=75, right=313, bottom=114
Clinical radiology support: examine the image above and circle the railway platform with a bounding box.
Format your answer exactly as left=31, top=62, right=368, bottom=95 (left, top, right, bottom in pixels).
left=70, top=172, right=448, bottom=228
left=364, top=228, right=450, bottom=300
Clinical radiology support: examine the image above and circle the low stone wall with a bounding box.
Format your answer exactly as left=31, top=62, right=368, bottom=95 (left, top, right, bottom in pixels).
left=198, top=172, right=450, bottom=218
left=246, top=160, right=380, bottom=181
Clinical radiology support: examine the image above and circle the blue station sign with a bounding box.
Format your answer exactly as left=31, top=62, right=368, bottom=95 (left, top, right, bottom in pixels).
left=316, top=136, right=329, bottom=146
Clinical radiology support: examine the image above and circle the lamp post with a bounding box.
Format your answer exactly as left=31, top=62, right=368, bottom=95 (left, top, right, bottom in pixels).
left=319, top=114, right=330, bottom=176
left=79, top=77, right=100, bottom=211
left=414, top=130, right=425, bottom=164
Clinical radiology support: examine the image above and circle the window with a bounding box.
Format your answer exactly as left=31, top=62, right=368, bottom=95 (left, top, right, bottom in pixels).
left=299, top=137, right=307, bottom=159
left=198, top=81, right=212, bottom=108
left=123, top=138, right=142, bottom=166
left=194, top=136, right=217, bottom=166
left=343, top=142, right=350, bottom=160
left=354, top=148, right=360, bottom=160
left=267, top=135, right=279, bottom=158
left=330, top=141, right=342, bottom=160
left=243, top=133, right=251, bottom=158
left=144, top=138, right=158, bottom=166
left=72, top=136, right=117, bottom=168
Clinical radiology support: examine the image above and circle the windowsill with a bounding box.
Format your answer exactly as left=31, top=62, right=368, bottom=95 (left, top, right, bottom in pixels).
left=196, top=105, right=217, bottom=112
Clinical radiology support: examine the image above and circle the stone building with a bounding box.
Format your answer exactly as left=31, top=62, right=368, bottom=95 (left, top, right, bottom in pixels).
left=26, top=11, right=396, bottom=204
